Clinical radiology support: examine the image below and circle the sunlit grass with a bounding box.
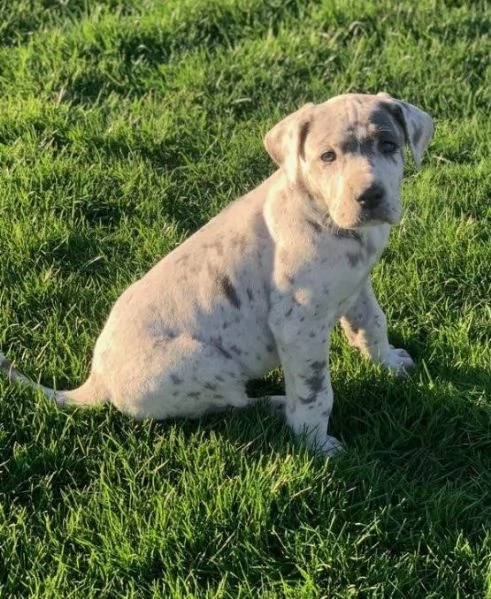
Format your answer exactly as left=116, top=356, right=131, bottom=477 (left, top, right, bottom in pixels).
left=0, top=0, right=489, bottom=596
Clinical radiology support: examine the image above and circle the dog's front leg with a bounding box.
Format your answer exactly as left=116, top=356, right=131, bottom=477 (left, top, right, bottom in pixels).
left=340, top=279, right=414, bottom=374
left=268, top=305, right=342, bottom=456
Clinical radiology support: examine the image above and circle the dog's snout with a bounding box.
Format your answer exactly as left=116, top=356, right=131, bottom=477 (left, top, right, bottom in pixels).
left=356, top=184, right=385, bottom=209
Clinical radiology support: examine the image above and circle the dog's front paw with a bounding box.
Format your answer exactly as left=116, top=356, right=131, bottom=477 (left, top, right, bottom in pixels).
left=320, top=435, right=344, bottom=457
left=381, top=345, right=415, bottom=375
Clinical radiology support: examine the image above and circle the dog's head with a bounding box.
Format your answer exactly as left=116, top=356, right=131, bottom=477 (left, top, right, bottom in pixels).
left=264, top=93, right=434, bottom=230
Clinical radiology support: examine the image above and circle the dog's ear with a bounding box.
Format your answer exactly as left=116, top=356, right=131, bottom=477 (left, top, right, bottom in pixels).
left=377, top=92, right=434, bottom=167
left=264, top=103, right=315, bottom=177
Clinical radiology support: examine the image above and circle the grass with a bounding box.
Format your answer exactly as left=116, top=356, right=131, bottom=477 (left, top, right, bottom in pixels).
left=0, top=0, right=490, bottom=596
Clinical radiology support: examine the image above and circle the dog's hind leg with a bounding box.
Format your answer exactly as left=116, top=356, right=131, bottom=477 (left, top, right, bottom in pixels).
left=99, top=334, right=252, bottom=420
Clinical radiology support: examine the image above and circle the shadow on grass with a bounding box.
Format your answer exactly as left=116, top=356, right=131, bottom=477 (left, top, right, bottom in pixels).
left=1, top=352, right=488, bottom=594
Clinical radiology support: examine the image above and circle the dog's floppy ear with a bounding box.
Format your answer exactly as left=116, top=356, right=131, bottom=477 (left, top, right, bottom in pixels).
left=264, top=103, right=315, bottom=178
left=377, top=92, right=434, bottom=167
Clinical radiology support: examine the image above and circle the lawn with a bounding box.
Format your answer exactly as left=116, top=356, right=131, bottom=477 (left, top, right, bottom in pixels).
left=0, top=0, right=489, bottom=597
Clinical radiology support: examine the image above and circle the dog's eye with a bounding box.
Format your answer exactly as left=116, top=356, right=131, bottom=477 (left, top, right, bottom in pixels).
left=321, top=150, right=337, bottom=163
left=380, top=140, right=398, bottom=154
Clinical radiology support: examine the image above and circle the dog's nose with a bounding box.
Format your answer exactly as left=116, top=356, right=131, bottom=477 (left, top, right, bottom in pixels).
left=356, top=184, right=385, bottom=209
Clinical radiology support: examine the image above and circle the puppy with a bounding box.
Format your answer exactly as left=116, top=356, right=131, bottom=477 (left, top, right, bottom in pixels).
left=0, top=92, right=433, bottom=455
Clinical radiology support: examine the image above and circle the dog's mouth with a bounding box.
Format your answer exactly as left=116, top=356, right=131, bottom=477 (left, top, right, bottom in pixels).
left=349, top=198, right=402, bottom=228
left=360, top=206, right=401, bottom=226
left=329, top=209, right=399, bottom=231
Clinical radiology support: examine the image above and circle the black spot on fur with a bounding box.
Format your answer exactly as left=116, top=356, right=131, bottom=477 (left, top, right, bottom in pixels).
left=220, top=276, right=241, bottom=309
left=334, top=229, right=362, bottom=244
left=310, top=360, right=326, bottom=372
left=347, top=251, right=363, bottom=267
left=247, top=288, right=254, bottom=301
left=298, top=360, right=326, bottom=404
left=306, top=219, right=322, bottom=233
left=171, top=374, right=183, bottom=385
left=298, top=121, right=310, bottom=160
left=204, top=382, right=217, bottom=391
left=215, top=345, right=232, bottom=360
left=299, top=394, right=317, bottom=404
left=176, top=253, right=189, bottom=265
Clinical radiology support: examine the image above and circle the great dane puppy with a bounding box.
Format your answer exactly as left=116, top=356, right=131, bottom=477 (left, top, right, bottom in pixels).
left=0, top=92, right=433, bottom=455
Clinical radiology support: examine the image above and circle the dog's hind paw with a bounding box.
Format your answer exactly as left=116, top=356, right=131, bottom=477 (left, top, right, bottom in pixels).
left=382, top=345, right=415, bottom=375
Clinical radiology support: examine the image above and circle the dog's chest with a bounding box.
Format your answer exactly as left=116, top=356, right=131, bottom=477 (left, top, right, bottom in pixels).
left=316, top=227, right=389, bottom=307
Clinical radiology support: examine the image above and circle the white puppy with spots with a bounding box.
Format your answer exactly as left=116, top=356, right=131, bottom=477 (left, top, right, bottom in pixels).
left=0, top=92, right=433, bottom=456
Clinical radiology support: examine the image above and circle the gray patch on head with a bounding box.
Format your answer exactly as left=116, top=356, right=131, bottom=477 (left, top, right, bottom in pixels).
left=371, top=107, right=399, bottom=134
left=341, top=137, right=374, bottom=156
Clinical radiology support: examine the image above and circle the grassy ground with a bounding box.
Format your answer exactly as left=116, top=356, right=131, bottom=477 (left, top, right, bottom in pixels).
left=0, top=0, right=490, bottom=597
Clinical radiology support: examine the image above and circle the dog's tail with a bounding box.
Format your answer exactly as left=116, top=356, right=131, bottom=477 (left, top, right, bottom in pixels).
left=0, top=351, right=107, bottom=408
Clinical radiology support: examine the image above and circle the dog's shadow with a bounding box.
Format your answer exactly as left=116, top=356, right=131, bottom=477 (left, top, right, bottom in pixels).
left=2, top=354, right=488, bottom=589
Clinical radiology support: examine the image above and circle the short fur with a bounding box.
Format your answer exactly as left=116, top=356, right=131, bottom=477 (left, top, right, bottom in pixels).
left=0, top=93, right=434, bottom=455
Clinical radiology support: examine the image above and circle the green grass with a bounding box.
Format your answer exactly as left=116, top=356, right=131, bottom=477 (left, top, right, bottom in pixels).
left=0, top=0, right=490, bottom=596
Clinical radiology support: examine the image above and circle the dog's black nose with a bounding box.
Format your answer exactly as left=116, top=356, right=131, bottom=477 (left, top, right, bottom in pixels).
left=357, top=184, right=385, bottom=209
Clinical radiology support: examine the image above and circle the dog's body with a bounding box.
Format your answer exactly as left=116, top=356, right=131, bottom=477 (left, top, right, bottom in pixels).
left=0, top=93, right=433, bottom=455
